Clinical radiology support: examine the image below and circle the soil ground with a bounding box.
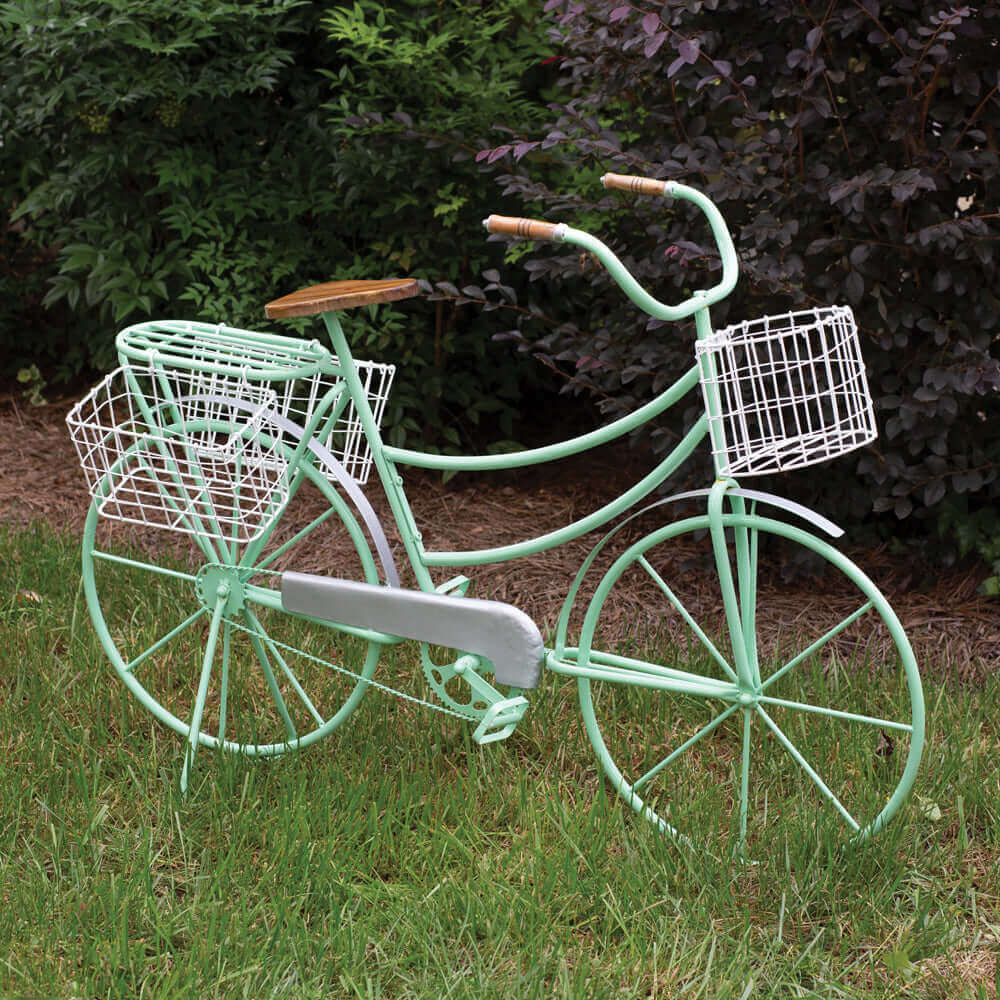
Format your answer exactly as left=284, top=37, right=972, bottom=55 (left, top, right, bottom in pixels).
left=2, top=388, right=996, bottom=679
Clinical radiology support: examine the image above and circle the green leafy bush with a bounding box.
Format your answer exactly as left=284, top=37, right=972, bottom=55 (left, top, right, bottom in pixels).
left=0, top=0, right=555, bottom=450
left=321, top=0, right=558, bottom=446
left=0, top=0, right=337, bottom=378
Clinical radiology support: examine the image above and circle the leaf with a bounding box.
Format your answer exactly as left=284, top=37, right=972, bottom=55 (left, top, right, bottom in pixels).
left=918, top=798, right=942, bottom=822
left=884, top=949, right=915, bottom=973
left=805, top=237, right=836, bottom=255
left=678, top=39, right=700, bottom=64
left=642, top=12, right=660, bottom=35
left=828, top=181, right=854, bottom=204
left=924, top=480, right=946, bottom=506
left=609, top=6, right=631, bottom=23
left=645, top=32, right=667, bottom=58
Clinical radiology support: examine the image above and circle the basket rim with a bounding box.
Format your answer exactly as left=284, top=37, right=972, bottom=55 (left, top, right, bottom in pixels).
left=116, top=319, right=331, bottom=381
left=696, top=304, right=856, bottom=353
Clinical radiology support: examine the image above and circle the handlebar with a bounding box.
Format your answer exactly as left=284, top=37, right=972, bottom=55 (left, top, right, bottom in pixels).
left=600, top=172, right=669, bottom=197
left=483, top=174, right=739, bottom=322
left=483, top=215, right=565, bottom=242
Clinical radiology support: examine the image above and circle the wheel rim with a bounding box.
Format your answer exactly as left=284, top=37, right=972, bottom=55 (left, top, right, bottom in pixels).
left=576, top=514, right=925, bottom=852
left=82, top=454, right=385, bottom=761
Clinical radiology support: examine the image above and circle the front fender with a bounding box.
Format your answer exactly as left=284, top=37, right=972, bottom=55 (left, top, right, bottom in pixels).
left=550, top=485, right=841, bottom=659
left=661, top=487, right=842, bottom=538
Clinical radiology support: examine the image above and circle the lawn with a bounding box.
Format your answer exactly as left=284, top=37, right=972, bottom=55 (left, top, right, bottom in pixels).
left=1, top=521, right=998, bottom=998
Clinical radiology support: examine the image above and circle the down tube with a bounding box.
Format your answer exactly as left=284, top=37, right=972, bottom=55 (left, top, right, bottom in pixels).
left=416, top=415, right=709, bottom=568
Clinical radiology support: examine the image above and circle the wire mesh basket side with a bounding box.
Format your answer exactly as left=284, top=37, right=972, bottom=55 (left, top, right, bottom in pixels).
left=298, top=360, right=396, bottom=484
left=66, top=365, right=290, bottom=542
left=695, top=306, right=877, bottom=477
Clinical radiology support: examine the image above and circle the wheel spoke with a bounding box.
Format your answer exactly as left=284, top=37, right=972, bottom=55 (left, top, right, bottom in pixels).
left=738, top=707, right=752, bottom=850
left=243, top=607, right=326, bottom=728
left=241, top=608, right=299, bottom=742
left=638, top=556, right=738, bottom=683
left=91, top=549, right=198, bottom=583
left=181, top=594, right=226, bottom=794
left=761, top=601, right=874, bottom=693
left=758, top=695, right=913, bottom=732
left=133, top=451, right=226, bottom=565
left=755, top=706, right=860, bottom=832
left=735, top=518, right=759, bottom=685
left=123, top=607, right=208, bottom=674
left=251, top=506, right=338, bottom=573
left=218, top=621, right=231, bottom=745
left=634, top=703, right=742, bottom=791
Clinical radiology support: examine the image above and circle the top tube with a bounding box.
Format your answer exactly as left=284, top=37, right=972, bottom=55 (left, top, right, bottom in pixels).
left=382, top=365, right=701, bottom=472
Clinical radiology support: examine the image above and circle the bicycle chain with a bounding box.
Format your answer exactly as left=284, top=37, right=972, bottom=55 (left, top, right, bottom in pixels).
left=228, top=569, right=471, bottom=722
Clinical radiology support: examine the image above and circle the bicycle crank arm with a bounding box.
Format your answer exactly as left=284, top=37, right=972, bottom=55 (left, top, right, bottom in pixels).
left=280, top=572, right=544, bottom=689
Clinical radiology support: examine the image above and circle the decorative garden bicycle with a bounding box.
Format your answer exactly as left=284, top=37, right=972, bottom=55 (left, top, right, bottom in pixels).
left=67, top=174, right=925, bottom=853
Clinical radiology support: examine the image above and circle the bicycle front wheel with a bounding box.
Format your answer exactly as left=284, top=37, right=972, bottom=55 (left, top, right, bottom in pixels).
left=81, top=450, right=386, bottom=771
left=573, top=514, right=924, bottom=852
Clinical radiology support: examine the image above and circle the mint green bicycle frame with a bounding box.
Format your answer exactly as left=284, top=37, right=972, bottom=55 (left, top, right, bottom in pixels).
left=83, top=178, right=923, bottom=850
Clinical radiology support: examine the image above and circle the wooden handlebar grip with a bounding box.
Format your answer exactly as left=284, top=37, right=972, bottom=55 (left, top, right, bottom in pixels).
left=601, top=173, right=669, bottom=196
left=484, top=215, right=562, bottom=241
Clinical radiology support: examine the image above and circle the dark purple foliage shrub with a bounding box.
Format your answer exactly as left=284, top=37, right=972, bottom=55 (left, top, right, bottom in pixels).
left=472, top=0, right=1000, bottom=584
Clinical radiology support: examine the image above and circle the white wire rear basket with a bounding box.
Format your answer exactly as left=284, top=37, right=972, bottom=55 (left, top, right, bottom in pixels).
left=67, top=363, right=290, bottom=542
left=114, top=321, right=395, bottom=487
left=307, top=358, right=395, bottom=485
left=695, top=306, right=877, bottom=477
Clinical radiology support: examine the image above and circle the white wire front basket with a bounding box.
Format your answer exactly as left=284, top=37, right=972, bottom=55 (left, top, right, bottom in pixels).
left=695, top=306, right=877, bottom=477
left=67, top=363, right=291, bottom=543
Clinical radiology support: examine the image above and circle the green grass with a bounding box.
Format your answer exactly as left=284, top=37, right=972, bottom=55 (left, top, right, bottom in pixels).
left=2, top=521, right=999, bottom=998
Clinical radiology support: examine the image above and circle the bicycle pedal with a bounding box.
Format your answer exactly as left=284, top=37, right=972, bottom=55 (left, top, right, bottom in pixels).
left=472, top=695, right=529, bottom=745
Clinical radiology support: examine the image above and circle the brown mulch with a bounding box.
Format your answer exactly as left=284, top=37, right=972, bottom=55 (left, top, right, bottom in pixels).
left=2, top=390, right=997, bottom=679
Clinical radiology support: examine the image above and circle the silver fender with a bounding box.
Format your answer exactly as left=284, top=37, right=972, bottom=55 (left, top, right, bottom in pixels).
left=281, top=572, right=545, bottom=689
left=551, top=485, right=841, bottom=656
left=662, top=487, right=843, bottom=538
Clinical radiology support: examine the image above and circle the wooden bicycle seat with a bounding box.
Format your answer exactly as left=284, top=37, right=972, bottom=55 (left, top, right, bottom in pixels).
left=265, top=278, right=420, bottom=319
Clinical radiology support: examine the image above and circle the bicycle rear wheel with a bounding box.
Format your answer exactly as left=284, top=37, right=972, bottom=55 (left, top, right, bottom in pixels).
left=570, top=514, right=924, bottom=853
left=82, top=447, right=387, bottom=784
